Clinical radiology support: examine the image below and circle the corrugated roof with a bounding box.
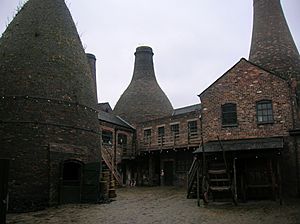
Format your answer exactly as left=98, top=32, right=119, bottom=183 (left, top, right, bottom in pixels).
left=172, top=104, right=201, bottom=116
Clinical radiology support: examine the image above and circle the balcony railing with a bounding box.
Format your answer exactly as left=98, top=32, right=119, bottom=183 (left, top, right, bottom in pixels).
left=139, top=130, right=201, bottom=150
left=102, top=143, right=136, bottom=162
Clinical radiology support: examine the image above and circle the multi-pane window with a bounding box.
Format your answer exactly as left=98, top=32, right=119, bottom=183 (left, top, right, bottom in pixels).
left=221, top=103, right=237, bottom=126
left=144, top=129, right=152, bottom=145
left=118, top=134, right=127, bottom=147
left=256, top=100, right=273, bottom=123
left=158, top=126, right=165, bottom=145
left=102, top=130, right=113, bottom=145
left=171, top=123, right=180, bottom=140
left=188, top=120, right=198, bottom=136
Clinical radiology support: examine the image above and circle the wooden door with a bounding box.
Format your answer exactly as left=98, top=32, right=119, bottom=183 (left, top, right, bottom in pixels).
left=81, top=162, right=101, bottom=203
left=60, top=161, right=82, bottom=204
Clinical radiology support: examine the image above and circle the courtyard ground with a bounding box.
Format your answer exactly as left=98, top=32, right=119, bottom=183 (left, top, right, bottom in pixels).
left=7, top=187, right=300, bottom=224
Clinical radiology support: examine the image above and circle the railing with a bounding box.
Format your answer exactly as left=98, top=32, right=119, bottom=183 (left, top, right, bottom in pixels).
left=101, top=145, right=123, bottom=186
left=139, top=131, right=201, bottom=150
left=120, top=145, right=136, bottom=158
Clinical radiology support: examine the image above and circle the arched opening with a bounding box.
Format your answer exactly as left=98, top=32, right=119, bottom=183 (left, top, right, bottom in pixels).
left=61, top=160, right=82, bottom=204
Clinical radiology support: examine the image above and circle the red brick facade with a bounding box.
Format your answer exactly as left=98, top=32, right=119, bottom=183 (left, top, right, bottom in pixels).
left=136, top=110, right=201, bottom=152
left=134, top=105, right=201, bottom=186
left=199, top=58, right=299, bottom=197
left=200, top=59, right=293, bottom=143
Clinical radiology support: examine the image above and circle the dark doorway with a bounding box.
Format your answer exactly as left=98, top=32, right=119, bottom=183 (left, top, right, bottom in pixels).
left=81, top=162, right=101, bottom=203
left=164, top=161, right=174, bottom=186
left=61, top=160, right=82, bottom=204
left=60, top=160, right=101, bottom=204
left=0, top=159, right=9, bottom=223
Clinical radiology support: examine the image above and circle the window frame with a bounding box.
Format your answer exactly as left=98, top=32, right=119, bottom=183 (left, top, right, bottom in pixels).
left=117, top=133, right=128, bottom=147
left=143, top=128, right=152, bottom=145
left=221, top=103, right=237, bottom=127
left=170, top=123, right=180, bottom=139
left=256, top=100, right=274, bottom=124
left=157, top=126, right=165, bottom=145
left=102, top=130, right=113, bottom=145
left=188, top=120, right=198, bottom=136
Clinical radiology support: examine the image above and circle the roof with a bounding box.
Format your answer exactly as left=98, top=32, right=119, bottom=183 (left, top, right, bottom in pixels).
left=198, top=58, right=288, bottom=98
left=98, top=111, right=135, bottom=130
left=97, top=102, right=112, bottom=113
left=193, top=137, right=284, bottom=153
left=172, top=104, right=201, bottom=116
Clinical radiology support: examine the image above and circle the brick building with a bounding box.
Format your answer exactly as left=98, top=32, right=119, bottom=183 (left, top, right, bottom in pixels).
left=1, top=0, right=299, bottom=214
left=197, top=59, right=296, bottom=199
left=98, top=108, right=136, bottom=186
left=136, top=104, right=201, bottom=186
left=112, top=46, right=201, bottom=187
left=188, top=0, right=300, bottom=201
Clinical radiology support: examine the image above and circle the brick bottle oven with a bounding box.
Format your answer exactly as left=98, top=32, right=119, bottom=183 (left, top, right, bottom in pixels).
left=249, top=0, right=300, bottom=195
left=113, top=46, right=173, bottom=125
left=0, top=0, right=101, bottom=212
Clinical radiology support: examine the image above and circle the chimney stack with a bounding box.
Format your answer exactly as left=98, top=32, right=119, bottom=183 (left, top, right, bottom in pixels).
left=86, top=53, right=98, bottom=101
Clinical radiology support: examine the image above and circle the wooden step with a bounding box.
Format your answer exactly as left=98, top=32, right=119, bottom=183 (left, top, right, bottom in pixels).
left=208, top=169, right=227, bottom=175
left=247, top=184, right=274, bottom=188
left=210, top=186, right=231, bottom=191
left=210, top=178, right=230, bottom=182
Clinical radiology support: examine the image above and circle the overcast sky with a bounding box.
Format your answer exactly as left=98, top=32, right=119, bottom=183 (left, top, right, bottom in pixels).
left=0, top=0, right=299, bottom=109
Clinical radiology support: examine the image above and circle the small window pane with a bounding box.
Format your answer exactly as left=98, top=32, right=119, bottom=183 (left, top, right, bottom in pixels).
left=222, top=103, right=237, bottom=126
left=102, top=130, right=113, bottom=145
left=171, top=124, right=180, bottom=139
left=256, top=100, right=273, bottom=123
left=158, top=127, right=165, bottom=144
left=144, top=129, right=152, bottom=145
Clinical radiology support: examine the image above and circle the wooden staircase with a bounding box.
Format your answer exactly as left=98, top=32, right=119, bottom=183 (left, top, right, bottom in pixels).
left=207, top=163, right=232, bottom=192
left=101, top=146, right=123, bottom=186
left=187, top=157, right=201, bottom=199
left=202, top=137, right=237, bottom=205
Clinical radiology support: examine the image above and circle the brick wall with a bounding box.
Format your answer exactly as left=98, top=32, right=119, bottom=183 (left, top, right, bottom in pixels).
left=136, top=110, right=201, bottom=151
left=200, top=59, right=293, bottom=142
left=199, top=58, right=299, bottom=196
left=99, top=121, right=135, bottom=160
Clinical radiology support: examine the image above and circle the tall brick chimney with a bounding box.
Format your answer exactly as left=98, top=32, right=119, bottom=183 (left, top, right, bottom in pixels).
left=249, top=0, right=300, bottom=79
left=86, top=53, right=98, bottom=101
left=113, top=46, right=173, bottom=124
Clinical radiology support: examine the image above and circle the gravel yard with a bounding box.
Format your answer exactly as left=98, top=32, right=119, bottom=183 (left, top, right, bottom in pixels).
left=7, top=187, right=300, bottom=224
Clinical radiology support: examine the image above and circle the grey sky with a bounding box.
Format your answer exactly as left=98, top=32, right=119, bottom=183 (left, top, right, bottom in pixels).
left=0, top=0, right=299, bottom=109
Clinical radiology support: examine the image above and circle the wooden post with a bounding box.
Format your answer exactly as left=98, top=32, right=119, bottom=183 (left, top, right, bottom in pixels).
left=149, top=155, right=153, bottom=186
left=197, top=163, right=200, bottom=207
left=233, top=158, right=238, bottom=205
left=269, top=159, right=276, bottom=200
left=240, top=170, right=246, bottom=202
left=276, top=158, right=283, bottom=205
